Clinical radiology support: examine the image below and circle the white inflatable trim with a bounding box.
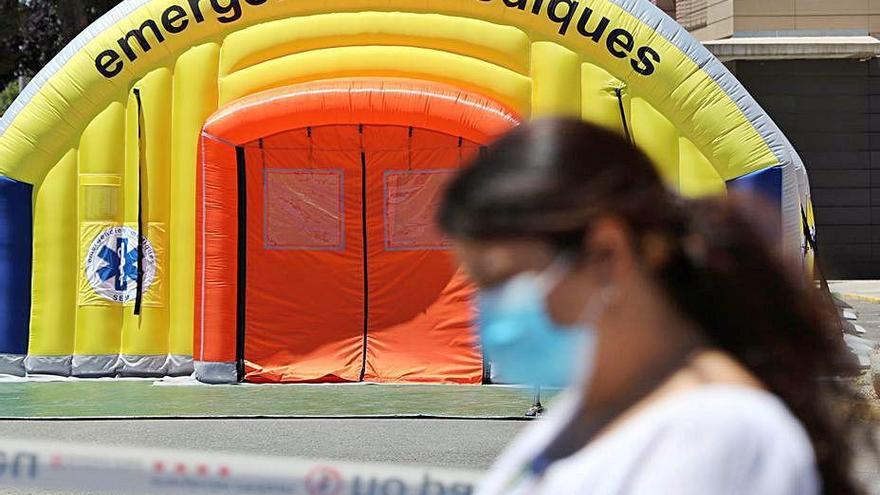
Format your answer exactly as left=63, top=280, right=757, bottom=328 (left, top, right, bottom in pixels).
left=0, top=439, right=481, bottom=494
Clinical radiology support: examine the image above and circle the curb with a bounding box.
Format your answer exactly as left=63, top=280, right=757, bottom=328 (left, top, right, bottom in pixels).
left=0, top=414, right=534, bottom=422
left=838, top=292, right=880, bottom=304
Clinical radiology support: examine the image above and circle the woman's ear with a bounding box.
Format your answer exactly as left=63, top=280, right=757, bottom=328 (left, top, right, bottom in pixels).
left=583, top=216, right=636, bottom=284
left=642, top=233, right=675, bottom=271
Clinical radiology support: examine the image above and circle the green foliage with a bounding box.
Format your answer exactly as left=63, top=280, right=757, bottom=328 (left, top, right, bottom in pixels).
left=0, top=0, right=23, bottom=85
left=0, top=79, right=21, bottom=119
left=1, top=1, right=121, bottom=87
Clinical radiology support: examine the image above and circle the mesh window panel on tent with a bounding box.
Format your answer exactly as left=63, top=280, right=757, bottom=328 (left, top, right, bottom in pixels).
left=384, top=169, right=455, bottom=251
left=264, top=169, right=345, bottom=251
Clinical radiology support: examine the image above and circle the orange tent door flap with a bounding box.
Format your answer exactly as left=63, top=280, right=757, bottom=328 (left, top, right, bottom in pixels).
left=243, top=125, right=484, bottom=383
left=361, top=126, right=485, bottom=383
left=243, top=126, right=365, bottom=383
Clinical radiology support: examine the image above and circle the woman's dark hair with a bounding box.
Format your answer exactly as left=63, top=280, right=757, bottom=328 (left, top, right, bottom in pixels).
left=439, top=118, right=870, bottom=494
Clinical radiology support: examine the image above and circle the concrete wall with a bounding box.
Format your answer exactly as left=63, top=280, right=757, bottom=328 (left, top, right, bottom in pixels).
left=680, top=0, right=735, bottom=41
left=736, top=0, right=880, bottom=34
left=734, top=59, right=879, bottom=278
left=679, top=0, right=880, bottom=40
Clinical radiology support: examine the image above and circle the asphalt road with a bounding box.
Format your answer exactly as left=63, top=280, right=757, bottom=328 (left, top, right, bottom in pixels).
left=0, top=418, right=524, bottom=469
left=844, top=295, right=880, bottom=492
left=845, top=296, right=880, bottom=343
left=0, top=418, right=526, bottom=495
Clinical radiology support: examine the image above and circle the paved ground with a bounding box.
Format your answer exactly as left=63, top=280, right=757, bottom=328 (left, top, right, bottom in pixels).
left=840, top=295, right=880, bottom=342
left=830, top=285, right=880, bottom=492
left=831, top=281, right=880, bottom=302
left=0, top=418, right=525, bottom=469
left=828, top=282, right=880, bottom=374
left=0, top=418, right=526, bottom=495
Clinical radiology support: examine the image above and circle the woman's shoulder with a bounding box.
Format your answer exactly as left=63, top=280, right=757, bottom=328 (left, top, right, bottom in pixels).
left=636, top=384, right=816, bottom=464
left=590, top=384, right=820, bottom=495
left=654, top=384, right=813, bottom=443
left=479, top=385, right=820, bottom=495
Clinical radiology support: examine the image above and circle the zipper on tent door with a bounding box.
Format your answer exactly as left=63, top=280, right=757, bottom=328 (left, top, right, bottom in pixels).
left=235, top=146, right=248, bottom=382
left=358, top=124, right=370, bottom=382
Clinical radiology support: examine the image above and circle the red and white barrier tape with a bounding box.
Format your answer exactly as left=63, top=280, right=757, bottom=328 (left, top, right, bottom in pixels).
left=0, top=439, right=481, bottom=494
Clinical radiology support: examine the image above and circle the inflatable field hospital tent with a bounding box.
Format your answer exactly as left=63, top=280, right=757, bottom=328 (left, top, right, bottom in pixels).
left=0, top=0, right=815, bottom=384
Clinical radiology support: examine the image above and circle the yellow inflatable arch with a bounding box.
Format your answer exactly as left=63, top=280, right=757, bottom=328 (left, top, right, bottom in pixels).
left=0, top=0, right=813, bottom=379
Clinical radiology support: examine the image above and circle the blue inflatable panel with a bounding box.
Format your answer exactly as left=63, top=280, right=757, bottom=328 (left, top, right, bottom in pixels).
left=0, top=176, right=32, bottom=355
left=727, top=166, right=783, bottom=207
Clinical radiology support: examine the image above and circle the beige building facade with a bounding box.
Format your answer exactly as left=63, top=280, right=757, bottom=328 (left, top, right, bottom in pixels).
left=655, top=0, right=880, bottom=40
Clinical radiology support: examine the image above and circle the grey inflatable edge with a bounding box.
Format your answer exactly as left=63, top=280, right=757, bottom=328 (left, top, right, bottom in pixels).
left=24, top=355, right=73, bottom=376
left=0, top=354, right=26, bottom=377
left=22, top=354, right=194, bottom=378
left=194, top=361, right=238, bottom=384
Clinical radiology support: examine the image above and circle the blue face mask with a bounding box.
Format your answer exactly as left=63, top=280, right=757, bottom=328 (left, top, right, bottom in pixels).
left=477, top=261, right=604, bottom=389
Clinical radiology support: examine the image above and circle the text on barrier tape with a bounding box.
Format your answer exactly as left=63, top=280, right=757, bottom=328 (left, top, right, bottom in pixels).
left=0, top=439, right=482, bottom=494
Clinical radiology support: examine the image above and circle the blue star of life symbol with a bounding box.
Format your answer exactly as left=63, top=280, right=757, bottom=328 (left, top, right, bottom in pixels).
left=85, top=226, right=156, bottom=304
left=96, top=237, right=139, bottom=291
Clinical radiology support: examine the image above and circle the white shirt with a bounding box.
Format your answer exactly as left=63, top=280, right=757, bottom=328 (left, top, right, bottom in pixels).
left=478, top=385, right=820, bottom=495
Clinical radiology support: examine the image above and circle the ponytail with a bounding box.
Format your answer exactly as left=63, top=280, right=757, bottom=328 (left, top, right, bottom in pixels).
left=657, top=195, right=865, bottom=495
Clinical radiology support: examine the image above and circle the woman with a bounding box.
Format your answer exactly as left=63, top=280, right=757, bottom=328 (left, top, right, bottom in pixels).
left=438, top=119, right=868, bottom=494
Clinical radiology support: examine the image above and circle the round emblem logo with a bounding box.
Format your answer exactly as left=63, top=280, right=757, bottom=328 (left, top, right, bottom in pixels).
left=84, top=226, right=157, bottom=303
left=304, top=466, right=343, bottom=495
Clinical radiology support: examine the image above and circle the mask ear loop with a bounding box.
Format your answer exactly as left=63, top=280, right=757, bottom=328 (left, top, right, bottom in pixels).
left=577, top=285, right=616, bottom=327
left=536, top=254, right=616, bottom=325
left=534, top=254, right=576, bottom=293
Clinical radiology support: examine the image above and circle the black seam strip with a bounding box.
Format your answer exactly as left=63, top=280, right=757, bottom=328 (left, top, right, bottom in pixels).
left=132, top=88, right=145, bottom=317
left=235, top=146, right=248, bottom=382
left=408, top=126, right=413, bottom=170
left=358, top=124, right=369, bottom=382
left=615, top=87, right=633, bottom=144
left=802, top=208, right=829, bottom=291
left=307, top=127, right=313, bottom=164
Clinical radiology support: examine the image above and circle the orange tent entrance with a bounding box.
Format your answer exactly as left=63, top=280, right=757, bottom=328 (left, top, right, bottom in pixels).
left=194, top=78, right=520, bottom=384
